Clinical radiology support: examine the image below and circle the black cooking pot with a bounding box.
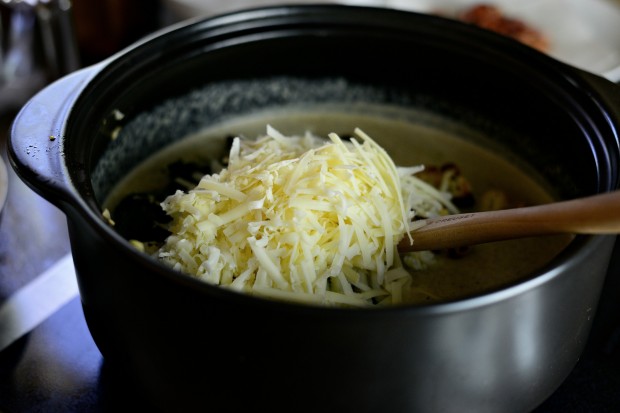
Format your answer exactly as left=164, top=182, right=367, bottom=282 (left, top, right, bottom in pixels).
left=7, top=5, right=620, bottom=413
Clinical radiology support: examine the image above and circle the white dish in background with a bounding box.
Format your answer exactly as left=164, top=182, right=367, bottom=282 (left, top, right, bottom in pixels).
left=384, top=0, right=620, bottom=82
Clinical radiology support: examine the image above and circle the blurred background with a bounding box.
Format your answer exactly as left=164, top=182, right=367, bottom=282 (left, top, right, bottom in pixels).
left=0, top=0, right=161, bottom=115
left=0, top=0, right=390, bottom=117
left=0, top=2, right=619, bottom=412
left=1, top=0, right=619, bottom=118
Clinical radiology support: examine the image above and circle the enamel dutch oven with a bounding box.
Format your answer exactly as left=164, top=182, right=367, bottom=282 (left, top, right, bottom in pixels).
left=8, top=5, right=620, bottom=413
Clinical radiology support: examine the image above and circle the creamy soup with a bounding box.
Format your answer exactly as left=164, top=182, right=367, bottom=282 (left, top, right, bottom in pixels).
left=104, top=105, right=572, bottom=304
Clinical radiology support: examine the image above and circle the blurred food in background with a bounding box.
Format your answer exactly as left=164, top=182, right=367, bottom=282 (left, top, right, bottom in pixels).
left=454, top=3, right=550, bottom=52
left=71, top=0, right=161, bottom=65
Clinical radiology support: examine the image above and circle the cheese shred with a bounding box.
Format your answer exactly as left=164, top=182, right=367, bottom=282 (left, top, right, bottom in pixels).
left=157, top=127, right=457, bottom=307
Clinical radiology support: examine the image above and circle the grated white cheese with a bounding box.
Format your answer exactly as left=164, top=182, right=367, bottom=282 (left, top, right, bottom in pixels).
left=156, top=127, right=457, bottom=307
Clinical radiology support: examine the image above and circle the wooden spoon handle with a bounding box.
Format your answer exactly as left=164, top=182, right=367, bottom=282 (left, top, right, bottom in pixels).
left=398, top=190, right=620, bottom=253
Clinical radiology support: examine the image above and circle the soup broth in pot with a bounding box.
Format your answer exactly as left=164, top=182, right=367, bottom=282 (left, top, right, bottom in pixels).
left=103, top=105, right=573, bottom=304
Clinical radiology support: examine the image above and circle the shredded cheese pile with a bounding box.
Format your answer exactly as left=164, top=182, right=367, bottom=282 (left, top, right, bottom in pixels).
left=157, top=126, right=457, bottom=306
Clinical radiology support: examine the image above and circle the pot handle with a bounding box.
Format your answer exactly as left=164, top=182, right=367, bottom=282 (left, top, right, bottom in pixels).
left=7, top=66, right=95, bottom=209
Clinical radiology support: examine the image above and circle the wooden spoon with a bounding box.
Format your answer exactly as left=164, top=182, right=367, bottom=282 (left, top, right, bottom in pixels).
left=398, top=190, right=620, bottom=253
